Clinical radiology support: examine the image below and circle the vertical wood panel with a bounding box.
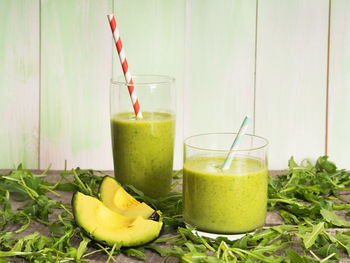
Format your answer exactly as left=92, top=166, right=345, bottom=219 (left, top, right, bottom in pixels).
left=255, top=0, right=329, bottom=169
left=328, top=0, right=350, bottom=169
left=0, top=0, right=40, bottom=168
left=40, top=0, right=113, bottom=169
left=1, top=0, right=345, bottom=170
left=184, top=0, right=257, bottom=138
left=113, top=0, right=185, bottom=169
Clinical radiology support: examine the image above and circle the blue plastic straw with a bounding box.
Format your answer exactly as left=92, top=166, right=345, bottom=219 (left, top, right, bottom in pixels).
left=221, top=116, right=252, bottom=170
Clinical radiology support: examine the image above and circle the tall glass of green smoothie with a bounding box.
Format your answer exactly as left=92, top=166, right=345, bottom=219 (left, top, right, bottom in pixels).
left=183, top=133, right=268, bottom=237
left=110, top=75, right=175, bottom=198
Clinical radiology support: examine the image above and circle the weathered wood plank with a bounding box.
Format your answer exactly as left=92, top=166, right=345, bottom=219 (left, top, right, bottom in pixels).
left=328, top=0, right=350, bottom=170
left=0, top=0, right=40, bottom=169
left=2, top=169, right=348, bottom=262
left=255, top=0, right=329, bottom=169
left=184, top=0, right=257, bottom=140
left=40, top=0, right=113, bottom=170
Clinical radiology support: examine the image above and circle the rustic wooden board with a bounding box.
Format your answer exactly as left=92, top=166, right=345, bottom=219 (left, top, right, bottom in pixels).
left=255, top=0, right=329, bottom=169
left=40, top=0, right=113, bottom=170
left=3, top=170, right=349, bottom=262
left=328, top=0, right=350, bottom=170
left=184, top=0, right=257, bottom=140
left=0, top=0, right=40, bottom=169
left=112, top=0, right=185, bottom=169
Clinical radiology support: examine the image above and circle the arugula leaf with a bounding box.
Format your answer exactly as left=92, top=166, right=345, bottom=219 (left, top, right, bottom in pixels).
left=285, top=249, right=310, bottom=263
left=0, top=156, right=349, bottom=262
left=18, top=195, right=62, bottom=222
left=300, top=222, right=325, bottom=249
left=125, top=248, right=146, bottom=260
left=320, top=208, right=350, bottom=228
left=334, top=231, right=350, bottom=256
left=315, top=156, right=337, bottom=174
left=316, top=243, right=340, bottom=261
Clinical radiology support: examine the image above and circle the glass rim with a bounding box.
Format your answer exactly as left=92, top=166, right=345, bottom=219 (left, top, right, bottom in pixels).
left=184, top=132, right=269, bottom=152
left=110, top=74, right=175, bottom=86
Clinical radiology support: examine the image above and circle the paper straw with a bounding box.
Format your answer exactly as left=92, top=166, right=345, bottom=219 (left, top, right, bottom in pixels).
left=107, top=14, right=143, bottom=119
left=221, top=116, right=252, bottom=170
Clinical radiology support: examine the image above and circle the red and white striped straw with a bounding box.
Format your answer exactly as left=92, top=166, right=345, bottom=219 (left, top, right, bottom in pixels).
left=107, top=14, right=143, bottom=119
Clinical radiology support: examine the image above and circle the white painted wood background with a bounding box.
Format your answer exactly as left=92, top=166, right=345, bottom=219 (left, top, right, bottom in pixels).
left=0, top=0, right=349, bottom=170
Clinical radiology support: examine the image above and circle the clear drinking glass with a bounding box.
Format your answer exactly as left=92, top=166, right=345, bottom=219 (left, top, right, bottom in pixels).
left=110, top=75, right=176, bottom=198
left=183, top=133, right=268, bottom=238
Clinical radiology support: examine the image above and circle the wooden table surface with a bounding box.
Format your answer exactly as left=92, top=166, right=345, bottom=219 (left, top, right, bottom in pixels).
left=3, top=170, right=350, bottom=262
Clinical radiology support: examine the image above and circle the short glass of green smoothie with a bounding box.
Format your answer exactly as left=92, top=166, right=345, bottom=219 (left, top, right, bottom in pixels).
left=110, top=75, right=175, bottom=198
left=183, top=133, right=268, bottom=238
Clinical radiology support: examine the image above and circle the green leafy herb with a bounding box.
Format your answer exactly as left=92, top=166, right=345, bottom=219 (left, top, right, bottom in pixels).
left=300, top=222, right=325, bottom=249
left=0, top=156, right=349, bottom=262
left=320, top=208, right=350, bottom=227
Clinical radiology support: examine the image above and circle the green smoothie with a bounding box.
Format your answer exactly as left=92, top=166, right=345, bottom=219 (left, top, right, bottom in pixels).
left=111, top=112, right=175, bottom=198
left=183, top=156, right=267, bottom=233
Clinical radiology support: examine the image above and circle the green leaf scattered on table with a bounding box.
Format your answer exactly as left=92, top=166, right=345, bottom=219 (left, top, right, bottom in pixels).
left=0, top=156, right=349, bottom=262
left=320, top=208, right=350, bottom=228
left=300, top=222, right=324, bottom=249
